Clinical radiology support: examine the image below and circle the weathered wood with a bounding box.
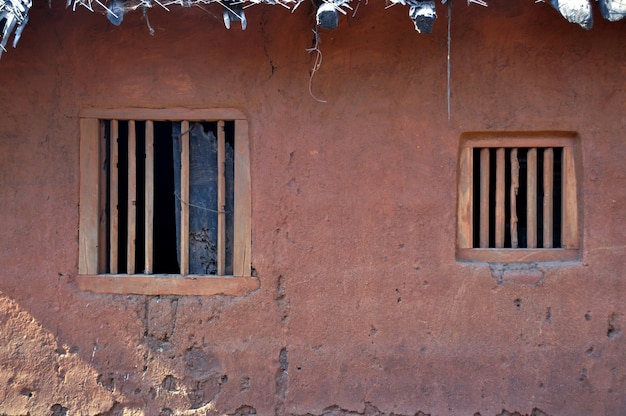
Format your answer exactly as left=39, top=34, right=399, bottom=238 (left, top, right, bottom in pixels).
left=80, top=107, right=247, bottom=121
left=127, top=120, right=137, bottom=274
left=459, top=132, right=578, bottom=149
left=233, top=119, right=252, bottom=276
left=180, top=121, right=190, bottom=275
left=80, top=111, right=254, bottom=280
left=479, top=148, right=490, bottom=248
left=457, top=134, right=580, bottom=261
left=76, top=275, right=261, bottom=296
left=217, top=120, right=226, bottom=276
left=543, top=148, right=554, bottom=248
left=109, top=120, right=119, bottom=274
left=78, top=118, right=101, bottom=275
left=495, top=148, right=505, bottom=248
left=561, top=146, right=579, bottom=249
left=527, top=148, right=537, bottom=248
left=98, top=121, right=107, bottom=274
left=184, top=123, right=219, bottom=275
left=456, top=248, right=580, bottom=263
left=510, top=148, right=519, bottom=248
left=145, top=120, right=154, bottom=274
left=457, top=147, right=473, bottom=249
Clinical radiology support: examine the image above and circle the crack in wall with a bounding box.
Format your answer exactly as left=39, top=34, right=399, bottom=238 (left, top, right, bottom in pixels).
left=288, top=403, right=551, bottom=416
left=228, top=404, right=258, bottom=415
left=489, top=263, right=544, bottom=286
left=275, top=348, right=288, bottom=415
left=607, top=312, right=622, bottom=339
left=275, top=274, right=290, bottom=325
left=293, top=402, right=430, bottom=416
left=493, top=409, right=550, bottom=416
left=260, top=11, right=276, bottom=78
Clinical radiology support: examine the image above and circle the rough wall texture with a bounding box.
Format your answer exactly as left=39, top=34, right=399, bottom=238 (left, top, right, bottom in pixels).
left=0, top=1, right=624, bottom=415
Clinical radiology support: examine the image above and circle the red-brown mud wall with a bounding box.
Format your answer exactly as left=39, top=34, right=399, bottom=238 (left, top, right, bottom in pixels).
left=0, top=1, right=624, bottom=415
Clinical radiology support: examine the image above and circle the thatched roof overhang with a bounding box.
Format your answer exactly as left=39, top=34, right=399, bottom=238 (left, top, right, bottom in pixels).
left=0, top=0, right=625, bottom=59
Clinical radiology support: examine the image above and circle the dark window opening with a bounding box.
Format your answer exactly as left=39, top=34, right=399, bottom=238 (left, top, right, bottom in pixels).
left=470, top=147, right=563, bottom=249
left=103, top=120, right=235, bottom=275
left=153, top=121, right=179, bottom=274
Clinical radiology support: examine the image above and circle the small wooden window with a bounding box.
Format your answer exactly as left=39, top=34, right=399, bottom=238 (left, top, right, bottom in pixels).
left=77, top=108, right=257, bottom=295
left=457, top=132, right=581, bottom=263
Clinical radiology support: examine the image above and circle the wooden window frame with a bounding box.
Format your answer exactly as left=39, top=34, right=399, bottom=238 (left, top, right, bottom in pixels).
left=456, top=131, right=582, bottom=263
left=77, top=108, right=257, bottom=296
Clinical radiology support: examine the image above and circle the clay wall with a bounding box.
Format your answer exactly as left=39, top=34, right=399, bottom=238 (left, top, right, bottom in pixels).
left=0, top=1, right=624, bottom=414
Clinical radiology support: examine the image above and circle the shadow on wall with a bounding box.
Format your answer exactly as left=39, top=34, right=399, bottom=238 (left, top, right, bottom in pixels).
left=0, top=292, right=240, bottom=415
left=2, top=289, right=606, bottom=415
left=0, top=293, right=113, bottom=414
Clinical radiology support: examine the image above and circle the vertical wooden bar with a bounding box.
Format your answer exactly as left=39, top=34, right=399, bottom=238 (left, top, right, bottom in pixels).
left=457, top=147, right=473, bottom=249
left=479, top=148, right=490, bottom=248
left=180, top=121, right=190, bottom=275
left=217, top=120, right=226, bottom=276
left=527, top=148, right=537, bottom=248
left=144, top=121, right=154, bottom=274
left=127, top=120, right=137, bottom=274
left=495, top=148, right=505, bottom=248
left=561, top=146, right=579, bottom=249
left=97, top=121, right=107, bottom=274
left=79, top=118, right=101, bottom=275
left=543, top=148, right=554, bottom=248
left=109, top=120, right=119, bottom=274
left=510, top=148, right=519, bottom=248
left=233, top=119, right=252, bottom=276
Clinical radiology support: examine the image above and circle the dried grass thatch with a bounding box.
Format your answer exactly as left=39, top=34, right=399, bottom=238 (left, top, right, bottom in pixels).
left=0, top=0, right=625, bottom=59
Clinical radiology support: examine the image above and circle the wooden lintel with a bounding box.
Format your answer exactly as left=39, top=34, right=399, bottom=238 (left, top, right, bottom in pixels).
left=460, top=131, right=579, bottom=149
left=456, top=248, right=580, bottom=263
left=76, top=275, right=260, bottom=296
left=80, top=107, right=247, bottom=121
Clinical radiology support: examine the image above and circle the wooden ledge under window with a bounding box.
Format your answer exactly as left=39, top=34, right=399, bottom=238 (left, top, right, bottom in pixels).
left=76, top=275, right=260, bottom=296
left=456, top=248, right=580, bottom=263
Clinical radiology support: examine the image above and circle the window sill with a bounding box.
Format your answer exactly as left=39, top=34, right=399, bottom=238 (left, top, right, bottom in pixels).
left=76, top=275, right=260, bottom=296
left=456, top=248, right=579, bottom=263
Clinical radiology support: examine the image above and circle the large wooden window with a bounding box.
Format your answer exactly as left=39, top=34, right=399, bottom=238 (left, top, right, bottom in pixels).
left=457, top=132, right=581, bottom=263
left=77, top=108, right=257, bottom=295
